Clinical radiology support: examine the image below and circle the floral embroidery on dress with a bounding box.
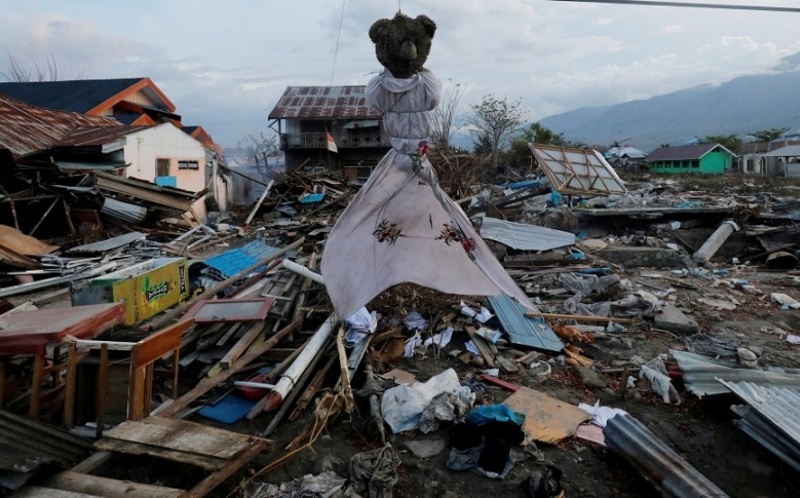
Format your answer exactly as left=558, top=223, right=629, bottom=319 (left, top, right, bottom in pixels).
left=373, top=219, right=404, bottom=245
left=409, top=140, right=430, bottom=172
left=437, top=223, right=477, bottom=261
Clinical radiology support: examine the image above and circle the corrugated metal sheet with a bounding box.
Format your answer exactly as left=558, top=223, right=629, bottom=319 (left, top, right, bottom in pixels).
left=671, top=350, right=800, bottom=398
left=604, top=414, right=730, bottom=498
left=0, top=94, right=120, bottom=159
left=0, top=409, right=92, bottom=488
left=68, top=231, right=147, bottom=254
left=99, top=197, right=148, bottom=224
left=731, top=404, right=800, bottom=473
left=268, top=86, right=380, bottom=119
left=204, top=239, right=282, bottom=279
left=478, top=216, right=575, bottom=251
left=720, top=380, right=800, bottom=472
left=529, top=144, right=627, bottom=194
left=56, top=161, right=128, bottom=172
left=763, top=145, right=800, bottom=157
left=57, top=125, right=147, bottom=147
left=487, top=294, right=564, bottom=352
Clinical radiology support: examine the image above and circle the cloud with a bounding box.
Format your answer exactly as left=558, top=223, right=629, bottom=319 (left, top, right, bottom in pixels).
left=662, top=25, right=684, bottom=34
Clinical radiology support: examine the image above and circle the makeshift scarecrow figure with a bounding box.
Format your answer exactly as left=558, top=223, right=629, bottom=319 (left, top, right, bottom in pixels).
left=321, top=12, right=537, bottom=318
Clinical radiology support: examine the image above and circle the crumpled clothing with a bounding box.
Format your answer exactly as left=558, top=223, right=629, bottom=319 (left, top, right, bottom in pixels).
left=248, top=471, right=354, bottom=498
left=418, top=386, right=475, bottom=434
left=445, top=445, right=516, bottom=480
left=467, top=404, right=525, bottom=427
left=349, top=444, right=401, bottom=498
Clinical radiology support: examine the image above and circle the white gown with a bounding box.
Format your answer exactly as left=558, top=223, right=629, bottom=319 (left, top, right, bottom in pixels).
left=321, top=69, right=536, bottom=318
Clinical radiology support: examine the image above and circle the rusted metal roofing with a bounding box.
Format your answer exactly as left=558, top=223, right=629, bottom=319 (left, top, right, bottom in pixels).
left=56, top=125, right=147, bottom=147
left=268, top=86, right=380, bottom=119
left=604, top=414, right=730, bottom=498
left=0, top=94, right=119, bottom=158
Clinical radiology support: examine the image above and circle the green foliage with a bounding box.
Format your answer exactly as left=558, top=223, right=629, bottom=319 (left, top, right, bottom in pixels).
left=700, top=134, right=743, bottom=154
left=468, top=94, right=528, bottom=169
left=749, top=127, right=790, bottom=142
left=504, top=122, right=587, bottom=168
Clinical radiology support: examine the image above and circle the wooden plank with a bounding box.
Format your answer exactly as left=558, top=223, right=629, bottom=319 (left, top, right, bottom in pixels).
left=63, top=343, right=78, bottom=429
left=219, top=322, right=266, bottom=369
left=465, top=326, right=495, bottom=368
left=70, top=452, right=113, bottom=474
left=525, top=311, right=636, bottom=324
left=44, top=471, right=184, bottom=498
left=29, top=354, right=44, bottom=417
left=100, top=416, right=264, bottom=460
left=214, top=323, right=241, bottom=347
left=184, top=439, right=268, bottom=498
left=158, top=320, right=301, bottom=418
left=133, top=320, right=193, bottom=368
left=8, top=485, right=103, bottom=497
left=94, top=437, right=221, bottom=470
left=96, top=344, right=108, bottom=439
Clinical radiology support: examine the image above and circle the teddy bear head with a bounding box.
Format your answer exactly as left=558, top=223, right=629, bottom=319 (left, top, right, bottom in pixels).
left=369, top=12, right=436, bottom=79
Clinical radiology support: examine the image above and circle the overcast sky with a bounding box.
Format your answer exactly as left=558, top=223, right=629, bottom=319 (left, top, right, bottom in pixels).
left=2, top=0, right=799, bottom=147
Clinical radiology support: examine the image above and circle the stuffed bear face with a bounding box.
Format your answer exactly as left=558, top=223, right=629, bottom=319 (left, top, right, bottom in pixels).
left=369, top=12, right=436, bottom=79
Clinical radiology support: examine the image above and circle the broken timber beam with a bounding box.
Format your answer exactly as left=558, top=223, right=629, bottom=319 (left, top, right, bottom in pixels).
left=158, top=320, right=301, bottom=417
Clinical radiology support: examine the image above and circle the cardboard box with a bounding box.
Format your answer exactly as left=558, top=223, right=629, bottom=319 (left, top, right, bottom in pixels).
left=72, top=257, right=189, bottom=325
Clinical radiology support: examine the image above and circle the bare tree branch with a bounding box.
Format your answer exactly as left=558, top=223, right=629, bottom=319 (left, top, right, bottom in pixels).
left=430, top=80, right=464, bottom=151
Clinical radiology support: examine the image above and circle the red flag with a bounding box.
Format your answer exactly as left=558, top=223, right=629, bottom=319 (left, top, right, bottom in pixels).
left=326, top=131, right=338, bottom=153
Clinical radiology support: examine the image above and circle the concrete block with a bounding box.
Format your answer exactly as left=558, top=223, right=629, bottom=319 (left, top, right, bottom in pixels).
left=654, top=304, right=699, bottom=335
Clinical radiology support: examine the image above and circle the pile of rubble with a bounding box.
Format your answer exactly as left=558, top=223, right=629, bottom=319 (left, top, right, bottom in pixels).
left=1, top=165, right=799, bottom=498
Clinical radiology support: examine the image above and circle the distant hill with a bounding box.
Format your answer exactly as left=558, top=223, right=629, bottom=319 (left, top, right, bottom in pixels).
left=538, top=66, right=800, bottom=153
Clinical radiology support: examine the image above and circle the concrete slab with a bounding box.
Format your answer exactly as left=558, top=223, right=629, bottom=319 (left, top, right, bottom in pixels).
left=598, top=247, right=686, bottom=269
left=654, top=305, right=699, bottom=335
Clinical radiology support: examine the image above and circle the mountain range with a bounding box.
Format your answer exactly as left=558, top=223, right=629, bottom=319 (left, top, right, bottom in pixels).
left=536, top=53, right=800, bottom=153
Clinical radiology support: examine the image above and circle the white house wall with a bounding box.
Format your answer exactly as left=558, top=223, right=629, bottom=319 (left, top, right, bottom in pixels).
left=122, top=123, right=207, bottom=192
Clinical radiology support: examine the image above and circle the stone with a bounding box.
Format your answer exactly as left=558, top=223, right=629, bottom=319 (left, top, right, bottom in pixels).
left=572, top=365, right=607, bottom=389
left=404, top=438, right=446, bottom=459
left=654, top=304, right=699, bottom=335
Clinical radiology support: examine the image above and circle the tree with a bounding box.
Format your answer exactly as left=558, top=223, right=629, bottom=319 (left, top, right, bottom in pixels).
left=430, top=80, right=464, bottom=151
left=750, top=127, right=790, bottom=142
left=468, top=95, right=528, bottom=170
left=700, top=134, right=743, bottom=155
left=0, top=52, right=82, bottom=82
left=237, top=132, right=279, bottom=170
left=505, top=122, right=588, bottom=168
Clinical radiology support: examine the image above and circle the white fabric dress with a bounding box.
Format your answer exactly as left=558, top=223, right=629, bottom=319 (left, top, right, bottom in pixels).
left=321, top=69, right=535, bottom=318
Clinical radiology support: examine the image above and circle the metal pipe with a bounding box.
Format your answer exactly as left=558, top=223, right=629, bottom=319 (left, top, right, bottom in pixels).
left=604, top=414, right=730, bottom=498
left=262, top=314, right=336, bottom=412
left=281, top=259, right=325, bottom=284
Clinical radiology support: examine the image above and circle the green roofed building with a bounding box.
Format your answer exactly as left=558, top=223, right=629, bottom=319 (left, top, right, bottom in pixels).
left=646, top=143, right=736, bottom=174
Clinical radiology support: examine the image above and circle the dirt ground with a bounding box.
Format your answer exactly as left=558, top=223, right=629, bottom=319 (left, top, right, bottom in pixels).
left=168, top=262, right=800, bottom=498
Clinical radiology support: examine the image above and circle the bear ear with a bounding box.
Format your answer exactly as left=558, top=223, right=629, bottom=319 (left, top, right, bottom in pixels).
left=416, top=15, right=436, bottom=38
left=369, top=19, right=390, bottom=44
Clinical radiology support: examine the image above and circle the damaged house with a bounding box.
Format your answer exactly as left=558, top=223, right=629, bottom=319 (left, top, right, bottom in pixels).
left=268, top=85, right=389, bottom=179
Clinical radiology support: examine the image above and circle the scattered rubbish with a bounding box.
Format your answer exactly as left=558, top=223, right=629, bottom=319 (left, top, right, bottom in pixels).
left=771, top=292, right=800, bottom=309
left=502, top=386, right=593, bottom=444
left=522, top=465, right=565, bottom=498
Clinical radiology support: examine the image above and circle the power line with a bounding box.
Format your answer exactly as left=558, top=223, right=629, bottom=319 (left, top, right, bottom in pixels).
left=548, top=0, right=800, bottom=13
left=330, top=0, right=347, bottom=86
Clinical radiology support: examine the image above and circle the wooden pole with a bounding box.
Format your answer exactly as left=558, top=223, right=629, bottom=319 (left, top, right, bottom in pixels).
left=524, top=311, right=636, bottom=324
